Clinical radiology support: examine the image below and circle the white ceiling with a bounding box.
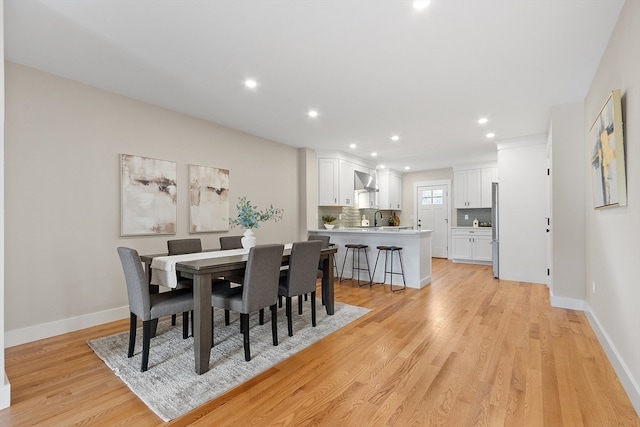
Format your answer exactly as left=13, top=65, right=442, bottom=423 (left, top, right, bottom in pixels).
left=3, top=0, right=624, bottom=172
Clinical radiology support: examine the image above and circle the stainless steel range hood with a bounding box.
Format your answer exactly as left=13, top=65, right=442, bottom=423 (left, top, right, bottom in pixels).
left=354, top=170, right=378, bottom=192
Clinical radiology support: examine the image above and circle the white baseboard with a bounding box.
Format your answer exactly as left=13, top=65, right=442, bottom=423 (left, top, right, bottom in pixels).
left=549, top=293, right=585, bottom=310
left=419, top=275, right=432, bottom=289
left=584, top=303, right=640, bottom=417
left=0, top=373, right=10, bottom=410
left=4, top=306, right=129, bottom=348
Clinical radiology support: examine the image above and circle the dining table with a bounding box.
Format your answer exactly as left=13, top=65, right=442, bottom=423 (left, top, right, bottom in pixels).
left=140, top=245, right=337, bottom=374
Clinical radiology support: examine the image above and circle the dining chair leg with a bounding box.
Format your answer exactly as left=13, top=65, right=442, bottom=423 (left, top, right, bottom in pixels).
left=311, top=290, right=317, bottom=327
left=171, top=314, right=177, bottom=326
left=286, top=296, right=293, bottom=337
left=182, top=312, right=189, bottom=339
left=141, top=320, right=151, bottom=372
left=271, top=304, right=278, bottom=346
left=298, top=295, right=303, bottom=315
left=224, top=309, right=230, bottom=326
left=241, top=313, right=251, bottom=361
left=259, top=308, right=265, bottom=325
left=127, top=313, right=137, bottom=358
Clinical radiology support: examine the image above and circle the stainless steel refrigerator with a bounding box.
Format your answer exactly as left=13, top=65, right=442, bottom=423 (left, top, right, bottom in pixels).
left=491, top=182, right=499, bottom=278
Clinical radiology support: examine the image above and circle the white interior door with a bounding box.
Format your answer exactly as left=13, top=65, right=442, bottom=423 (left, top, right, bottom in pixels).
left=417, top=184, right=449, bottom=258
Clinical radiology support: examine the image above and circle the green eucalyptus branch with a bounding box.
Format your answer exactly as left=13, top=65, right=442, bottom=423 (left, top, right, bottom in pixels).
left=227, top=196, right=284, bottom=229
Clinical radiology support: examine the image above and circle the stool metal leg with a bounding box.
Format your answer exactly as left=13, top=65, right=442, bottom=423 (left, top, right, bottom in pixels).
left=339, top=247, right=350, bottom=283
left=390, top=250, right=406, bottom=293
left=357, top=248, right=372, bottom=287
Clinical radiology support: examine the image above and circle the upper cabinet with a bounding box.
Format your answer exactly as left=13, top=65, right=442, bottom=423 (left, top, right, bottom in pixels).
left=454, top=166, right=497, bottom=208
left=378, top=169, right=403, bottom=210
left=338, top=160, right=355, bottom=206
left=318, top=158, right=339, bottom=205
left=318, top=157, right=362, bottom=207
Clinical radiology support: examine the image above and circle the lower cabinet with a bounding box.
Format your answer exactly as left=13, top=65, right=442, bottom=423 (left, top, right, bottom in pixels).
left=451, top=228, right=492, bottom=264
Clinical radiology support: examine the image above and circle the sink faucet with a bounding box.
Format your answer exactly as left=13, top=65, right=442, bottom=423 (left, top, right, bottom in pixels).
left=374, top=210, right=383, bottom=227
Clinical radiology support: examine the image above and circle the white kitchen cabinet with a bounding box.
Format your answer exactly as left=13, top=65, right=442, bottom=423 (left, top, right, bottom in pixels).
left=454, top=167, right=496, bottom=208
left=338, top=160, right=356, bottom=206
left=378, top=169, right=403, bottom=210
left=318, top=158, right=339, bottom=205
left=358, top=190, right=378, bottom=209
left=317, top=158, right=356, bottom=206
left=481, top=167, right=497, bottom=207
left=451, top=228, right=492, bottom=264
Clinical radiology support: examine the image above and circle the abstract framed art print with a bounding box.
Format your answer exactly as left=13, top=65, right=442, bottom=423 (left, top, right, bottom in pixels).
left=590, top=89, right=627, bottom=209
left=121, top=154, right=177, bottom=235
left=189, top=164, right=230, bottom=233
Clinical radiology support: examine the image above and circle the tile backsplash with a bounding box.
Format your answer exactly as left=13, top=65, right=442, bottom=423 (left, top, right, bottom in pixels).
left=318, top=204, right=398, bottom=228
left=456, top=208, right=492, bottom=227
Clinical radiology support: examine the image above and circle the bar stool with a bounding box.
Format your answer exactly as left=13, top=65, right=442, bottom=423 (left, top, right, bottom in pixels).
left=340, top=244, right=372, bottom=287
left=372, top=245, right=406, bottom=292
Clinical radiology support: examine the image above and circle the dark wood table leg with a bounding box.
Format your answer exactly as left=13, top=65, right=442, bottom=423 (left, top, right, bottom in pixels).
left=322, top=253, right=335, bottom=315
left=193, top=273, right=213, bottom=374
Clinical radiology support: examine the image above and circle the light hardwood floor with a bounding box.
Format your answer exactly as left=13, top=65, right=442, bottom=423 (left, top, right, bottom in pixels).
left=1, top=259, right=638, bottom=426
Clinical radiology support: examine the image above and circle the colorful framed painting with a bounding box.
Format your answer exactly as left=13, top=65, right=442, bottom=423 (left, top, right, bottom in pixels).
left=121, top=154, right=177, bottom=235
left=590, top=89, right=627, bottom=209
left=189, top=164, right=230, bottom=233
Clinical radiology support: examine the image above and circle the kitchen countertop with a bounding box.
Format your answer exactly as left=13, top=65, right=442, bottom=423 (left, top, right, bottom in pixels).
left=310, top=227, right=431, bottom=235
left=452, top=226, right=492, bottom=229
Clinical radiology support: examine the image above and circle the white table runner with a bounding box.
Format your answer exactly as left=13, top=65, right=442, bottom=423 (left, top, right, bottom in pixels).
left=151, top=249, right=249, bottom=288
left=150, top=244, right=292, bottom=288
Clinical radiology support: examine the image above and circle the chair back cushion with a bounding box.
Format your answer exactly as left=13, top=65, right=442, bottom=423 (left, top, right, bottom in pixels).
left=220, top=235, right=243, bottom=250
left=117, top=247, right=151, bottom=320
left=286, top=240, right=322, bottom=296
left=167, top=238, right=202, bottom=255
left=242, top=244, right=285, bottom=312
left=308, top=234, right=330, bottom=248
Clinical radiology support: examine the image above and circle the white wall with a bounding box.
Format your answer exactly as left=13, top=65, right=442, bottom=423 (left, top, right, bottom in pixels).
left=550, top=102, right=586, bottom=306
left=497, top=136, right=548, bottom=284
left=0, top=0, right=11, bottom=410
left=583, top=0, right=640, bottom=413
left=3, top=62, right=301, bottom=346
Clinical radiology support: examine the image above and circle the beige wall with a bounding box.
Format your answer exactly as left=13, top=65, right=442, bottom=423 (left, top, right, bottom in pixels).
left=4, top=62, right=301, bottom=344
left=550, top=101, right=586, bottom=303
left=583, top=0, right=640, bottom=412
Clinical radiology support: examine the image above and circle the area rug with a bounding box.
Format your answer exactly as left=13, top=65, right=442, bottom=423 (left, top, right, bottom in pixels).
left=87, top=300, right=370, bottom=421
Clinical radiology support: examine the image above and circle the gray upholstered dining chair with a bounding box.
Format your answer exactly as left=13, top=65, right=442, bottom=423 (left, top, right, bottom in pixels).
left=219, top=235, right=243, bottom=250
left=167, top=238, right=203, bottom=255
left=167, top=238, right=202, bottom=326
left=211, top=244, right=284, bottom=361
left=218, top=235, right=246, bottom=321
left=117, top=247, right=194, bottom=372
left=278, top=240, right=322, bottom=337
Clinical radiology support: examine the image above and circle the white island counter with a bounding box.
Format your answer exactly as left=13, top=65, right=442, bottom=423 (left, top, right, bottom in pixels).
left=309, top=228, right=432, bottom=289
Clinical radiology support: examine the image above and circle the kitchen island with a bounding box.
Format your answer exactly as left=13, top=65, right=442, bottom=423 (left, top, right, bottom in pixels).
left=309, top=227, right=432, bottom=289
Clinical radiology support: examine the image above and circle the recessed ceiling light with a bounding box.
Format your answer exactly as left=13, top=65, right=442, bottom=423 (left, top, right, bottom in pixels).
left=413, top=1, right=430, bottom=10
left=349, top=143, right=357, bottom=149
left=308, top=110, right=319, bottom=118
left=244, top=79, right=257, bottom=88
left=404, top=166, right=411, bottom=170
left=486, top=133, right=496, bottom=139
left=478, top=117, right=488, bottom=124
left=378, top=164, right=386, bottom=169
left=371, top=152, right=378, bottom=157
left=391, top=135, right=400, bottom=141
